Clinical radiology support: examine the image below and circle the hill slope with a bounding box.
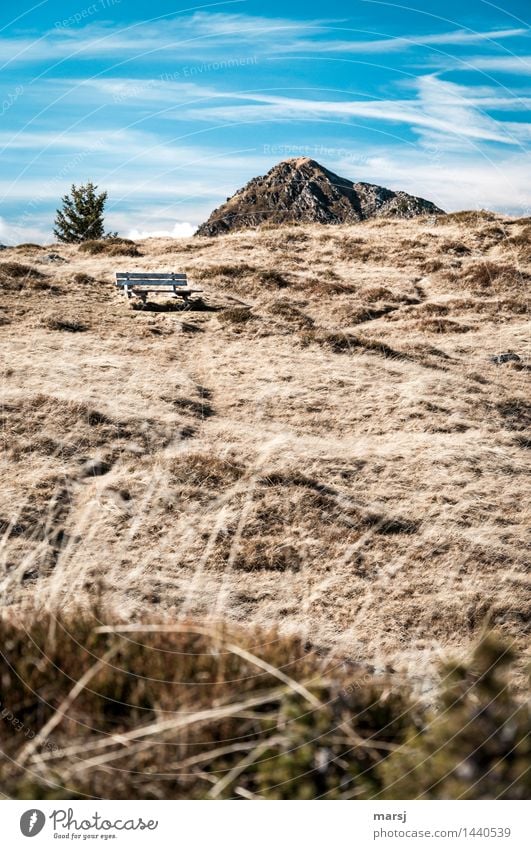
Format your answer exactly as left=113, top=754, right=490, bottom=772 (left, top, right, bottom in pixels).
left=0, top=212, right=529, bottom=686
left=196, top=157, right=444, bottom=235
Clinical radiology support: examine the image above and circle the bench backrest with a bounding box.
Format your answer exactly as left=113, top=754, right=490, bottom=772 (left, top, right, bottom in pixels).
left=115, top=272, right=188, bottom=287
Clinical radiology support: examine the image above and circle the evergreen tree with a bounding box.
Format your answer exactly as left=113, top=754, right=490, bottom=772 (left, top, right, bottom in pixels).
left=54, top=182, right=108, bottom=243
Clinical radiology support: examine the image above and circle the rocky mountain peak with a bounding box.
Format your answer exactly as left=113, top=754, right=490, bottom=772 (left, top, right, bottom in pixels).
left=195, top=158, right=444, bottom=236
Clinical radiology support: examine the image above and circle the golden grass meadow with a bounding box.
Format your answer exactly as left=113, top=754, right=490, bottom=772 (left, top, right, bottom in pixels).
left=0, top=212, right=529, bottom=799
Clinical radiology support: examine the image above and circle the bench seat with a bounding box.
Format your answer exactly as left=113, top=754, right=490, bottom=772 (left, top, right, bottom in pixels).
left=115, top=272, right=202, bottom=302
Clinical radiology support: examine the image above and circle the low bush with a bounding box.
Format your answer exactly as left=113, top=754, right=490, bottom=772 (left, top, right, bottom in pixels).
left=380, top=636, right=529, bottom=799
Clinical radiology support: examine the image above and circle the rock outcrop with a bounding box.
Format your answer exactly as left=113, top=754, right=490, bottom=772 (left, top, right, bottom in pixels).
left=196, top=157, right=444, bottom=236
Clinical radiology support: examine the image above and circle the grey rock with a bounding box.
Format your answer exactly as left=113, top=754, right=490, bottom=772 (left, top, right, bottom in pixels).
left=82, top=458, right=111, bottom=477
left=489, top=352, right=521, bottom=364
left=42, top=253, right=67, bottom=263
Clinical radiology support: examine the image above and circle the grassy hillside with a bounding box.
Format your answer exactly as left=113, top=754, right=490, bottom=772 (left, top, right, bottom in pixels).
left=0, top=212, right=529, bottom=689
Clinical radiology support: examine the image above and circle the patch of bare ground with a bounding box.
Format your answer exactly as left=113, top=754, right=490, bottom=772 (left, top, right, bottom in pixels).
left=0, top=218, right=529, bottom=689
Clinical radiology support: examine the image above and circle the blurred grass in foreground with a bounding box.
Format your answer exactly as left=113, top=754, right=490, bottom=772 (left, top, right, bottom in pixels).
left=0, top=613, right=528, bottom=800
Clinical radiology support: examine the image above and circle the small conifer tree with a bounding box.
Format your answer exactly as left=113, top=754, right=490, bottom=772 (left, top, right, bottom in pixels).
left=54, top=182, right=107, bottom=243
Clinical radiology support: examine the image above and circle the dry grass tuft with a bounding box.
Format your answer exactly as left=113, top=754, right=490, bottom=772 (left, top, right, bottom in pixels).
left=440, top=239, right=471, bottom=255
left=71, top=271, right=96, bottom=285
left=416, top=317, right=471, bottom=334
left=297, top=276, right=356, bottom=296
left=341, top=303, right=398, bottom=325
left=0, top=261, right=44, bottom=279
left=419, top=258, right=444, bottom=273
left=302, top=329, right=408, bottom=359
left=13, top=242, right=44, bottom=251
left=169, top=452, right=244, bottom=486
left=496, top=397, right=531, bottom=431
left=267, top=299, right=315, bottom=327
left=442, top=210, right=498, bottom=225
left=462, top=262, right=528, bottom=292
left=42, top=315, right=89, bottom=332
left=360, top=285, right=395, bottom=301
left=195, top=262, right=255, bottom=280
left=255, top=269, right=290, bottom=288
left=218, top=306, right=254, bottom=324
left=79, top=238, right=141, bottom=257
left=0, top=262, right=53, bottom=292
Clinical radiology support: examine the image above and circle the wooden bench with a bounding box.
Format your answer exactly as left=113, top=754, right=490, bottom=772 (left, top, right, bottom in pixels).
left=115, top=272, right=203, bottom=303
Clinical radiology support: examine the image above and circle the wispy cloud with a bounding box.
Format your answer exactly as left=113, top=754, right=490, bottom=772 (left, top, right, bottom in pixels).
left=0, top=13, right=323, bottom=66
left=0, top=12, right=527, bottom=67
left=64, top=74, right=531, bottom=115
left=176, top=76, right=530, bottom=148
left=462, top=55, right=531, bottom=73
left=278, top=27, right=528, bottom=54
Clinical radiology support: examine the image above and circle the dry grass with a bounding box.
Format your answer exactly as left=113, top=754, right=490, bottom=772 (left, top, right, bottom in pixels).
left=0, top=216, right=529, bottom=699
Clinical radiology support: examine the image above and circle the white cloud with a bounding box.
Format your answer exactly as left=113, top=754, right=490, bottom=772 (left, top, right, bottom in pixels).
left=462, top=55, right=531, bottom=74
left=126, top=221, right=196, bottom=239
left=0, top=215, right=51, bottom=245
left=328, top=149, right=531, bottom=214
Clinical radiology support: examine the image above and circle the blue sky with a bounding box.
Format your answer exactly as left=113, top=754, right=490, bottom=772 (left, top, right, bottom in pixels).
left=0, top=0, right=529, bottom=242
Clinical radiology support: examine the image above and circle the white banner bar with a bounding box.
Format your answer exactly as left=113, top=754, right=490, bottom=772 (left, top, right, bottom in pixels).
left=2, top=800, right=527, bottom=848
